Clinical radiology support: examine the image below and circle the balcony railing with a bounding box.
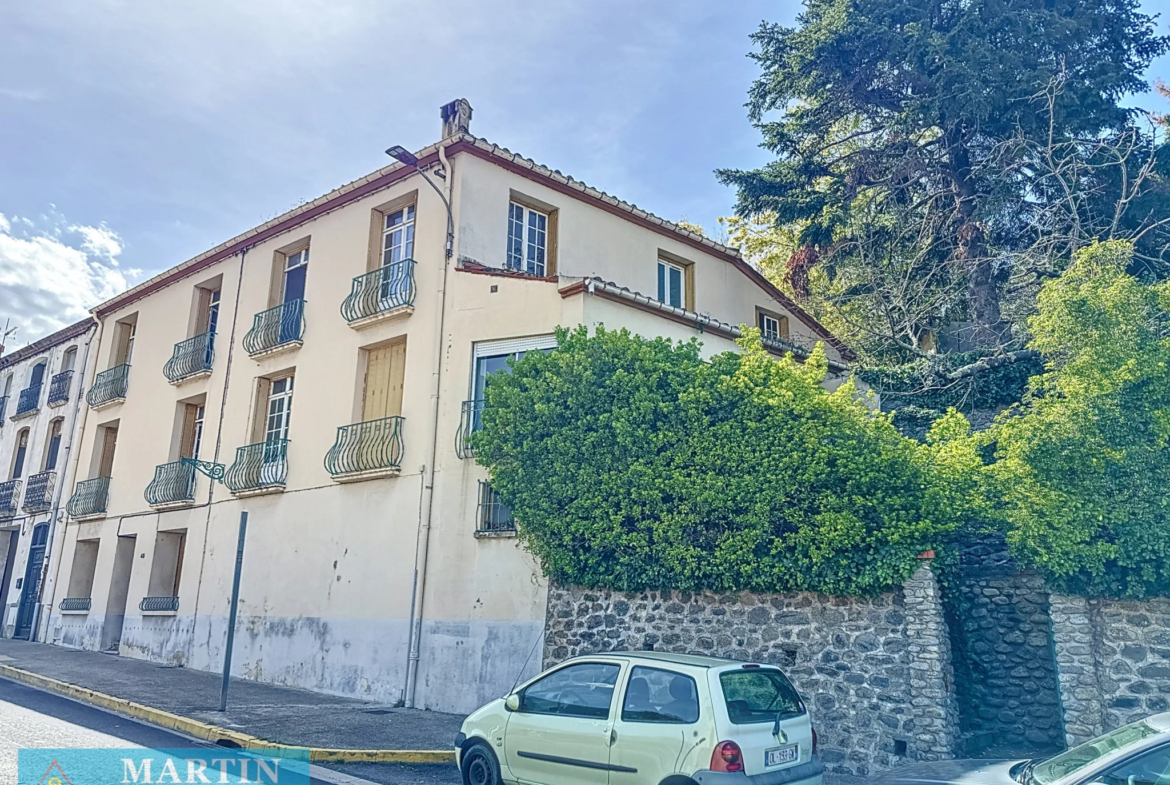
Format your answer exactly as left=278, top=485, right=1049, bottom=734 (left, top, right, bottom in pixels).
left=22, top=471, right=55, bottom=513
left=164, top=332, right=215, bottom=383
left=224, top=439, right=289, bottom=494
left=0, top=479, right=21, bottom=520
left=86, top=364, right=131, bottom=408
left=476, top=481, right=515, bottom=535
left=139, top=596, right=180, bottom=613
left=47, top=370, right=73, bottom=406
left=243, top=300, right=305, bottom=356
left=325, top=416, right=404, bottom=480
left=59, top=597, right=91, bottom=612
left=340, top=260, right=417, bottom=324
left=145, top=461, right=196, bottom=507
left=455, top=399, right=485, bottom=459
left=15, top=383, right=42, bottom=416
left=66, top=477, right=110, bottom=519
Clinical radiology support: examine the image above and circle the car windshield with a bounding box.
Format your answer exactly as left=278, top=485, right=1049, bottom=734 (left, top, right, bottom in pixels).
left=719, top=668, right=804, bottom=725
left=1031, top=720, right=1163, bottom=784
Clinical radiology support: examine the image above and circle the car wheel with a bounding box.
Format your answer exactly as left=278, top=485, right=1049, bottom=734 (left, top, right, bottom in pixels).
left=461, top=741, right=501, bottom=785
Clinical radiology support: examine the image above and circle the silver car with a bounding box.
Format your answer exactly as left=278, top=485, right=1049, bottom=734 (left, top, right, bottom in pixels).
left=873, top=713, right=1170, bottom=785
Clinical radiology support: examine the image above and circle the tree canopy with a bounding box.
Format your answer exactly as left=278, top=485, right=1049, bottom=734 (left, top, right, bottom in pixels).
left=991, top=241, right=1170, bottom=598
left=718, top=0, right=1170, bottom=388
left=473, top=326, right=972, bottom=596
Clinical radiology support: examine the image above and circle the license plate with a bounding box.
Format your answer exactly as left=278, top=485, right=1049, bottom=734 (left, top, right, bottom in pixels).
left=765, top=745, right=799, bottom=767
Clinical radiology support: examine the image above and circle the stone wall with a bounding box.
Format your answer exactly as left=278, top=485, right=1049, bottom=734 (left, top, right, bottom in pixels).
left=947, top=540, right=1065, bottom=755
left=1051, top=595, right=1170, bottom=747
left=544, top=563, right=959, bottom=776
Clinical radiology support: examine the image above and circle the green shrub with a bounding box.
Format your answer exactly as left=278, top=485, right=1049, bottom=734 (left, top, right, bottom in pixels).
left=474, top=326, right=970, bottom=596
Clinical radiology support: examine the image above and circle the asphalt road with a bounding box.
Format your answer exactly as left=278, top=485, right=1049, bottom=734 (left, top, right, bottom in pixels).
left=0, top=677, right=462, bottom=785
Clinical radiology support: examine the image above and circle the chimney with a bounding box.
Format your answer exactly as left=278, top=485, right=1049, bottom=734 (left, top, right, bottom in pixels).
left=441, top=99, right=473, bottom=139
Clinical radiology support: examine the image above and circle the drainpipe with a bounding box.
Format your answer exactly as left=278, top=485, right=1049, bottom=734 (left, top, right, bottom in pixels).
left=404, top=141, right=455, bottom=708
left=33, top=318, right=101, bottom=641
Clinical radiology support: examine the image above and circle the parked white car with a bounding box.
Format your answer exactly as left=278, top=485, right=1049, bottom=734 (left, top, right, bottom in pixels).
left=455, top=651, right=823, bottom=785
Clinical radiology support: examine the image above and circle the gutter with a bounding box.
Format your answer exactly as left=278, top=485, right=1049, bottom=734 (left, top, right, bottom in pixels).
left=566, top=278, right=851, bottom=373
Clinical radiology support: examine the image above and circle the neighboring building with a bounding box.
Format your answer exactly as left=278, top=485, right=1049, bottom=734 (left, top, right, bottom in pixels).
left=46, top=100, right=854, bottom=713
left=0, top=318, right=97, bottom=640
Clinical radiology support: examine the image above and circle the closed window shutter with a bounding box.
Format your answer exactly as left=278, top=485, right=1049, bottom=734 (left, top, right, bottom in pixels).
left=252, top=378, right=273, bottom=444
left=363, top=341, right=406, bottom=421
left=194, top=288, right=213, bottom=334
left=99, top=427, right=119, bottom=477
left=179, top=404, right=199, bottom=459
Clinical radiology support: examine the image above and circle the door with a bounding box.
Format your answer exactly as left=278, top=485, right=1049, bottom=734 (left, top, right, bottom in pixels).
left=14, top=524, right=48, bottom=639
left=262, top=377, right=293, bottom=484
left=11, top=429, right=28, bottom=480
left=44, top=420, right=63, bottom=472
left=102, top=535, right=136, bottom=651
left=380, top=205, right=414, bottom=306
left=363, top=342, right=406, bottom=422
left=29, top=362, right=46, bottom=390
left=0, top=531, right=18, bottom=636
left=608, top=665, right=702, bottom=785
left=503, top=660, right=623, bottom=785
left=280, top=249, right=308, bottom=343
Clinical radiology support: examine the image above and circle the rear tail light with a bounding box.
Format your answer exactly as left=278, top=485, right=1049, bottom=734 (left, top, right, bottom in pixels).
left=710, top=741, right=744, bottom=773
left=812, top=726, right=818, bottom=754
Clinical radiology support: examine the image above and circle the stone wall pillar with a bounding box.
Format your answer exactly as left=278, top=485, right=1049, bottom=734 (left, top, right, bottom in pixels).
left=904, top=561, right=961, bottom=760
left=1049, top=594, right=1104, bottom=747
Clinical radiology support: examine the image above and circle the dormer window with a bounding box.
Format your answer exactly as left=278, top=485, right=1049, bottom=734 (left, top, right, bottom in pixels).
left=758, top=310, right=790, bottom=341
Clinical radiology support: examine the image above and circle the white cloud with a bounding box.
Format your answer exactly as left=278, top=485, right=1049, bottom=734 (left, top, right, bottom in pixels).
left=0, top=213, right=137, bottom=348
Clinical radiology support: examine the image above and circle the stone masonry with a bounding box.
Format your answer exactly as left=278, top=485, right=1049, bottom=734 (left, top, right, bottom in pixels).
left=543, top=562, right=959, bottom=776
left=947, top=540, right=1065, bottom=755
left=1051, top=595, right=1170, bottom=747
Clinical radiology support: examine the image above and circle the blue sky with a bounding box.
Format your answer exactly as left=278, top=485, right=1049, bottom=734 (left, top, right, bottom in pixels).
left=1, top=0, right=1168, bottom=348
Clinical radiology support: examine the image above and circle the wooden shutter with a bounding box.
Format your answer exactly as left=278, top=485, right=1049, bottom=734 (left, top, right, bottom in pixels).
left=179, top=404, right=199, bottom=459
left=172, top=533, right=186, bottom=596
left=194, top=288, right=213, bottom=334
left=99, top=427, right=119, bottom=477
left=362, top=341, right=406, bottom=421
left=251, top=378, right=273, bottom=443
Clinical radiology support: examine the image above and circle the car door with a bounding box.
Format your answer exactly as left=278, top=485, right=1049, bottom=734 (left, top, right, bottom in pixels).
left=504, top=660, right=625, bottom=785
left=608, top=665, right=706, bottom=785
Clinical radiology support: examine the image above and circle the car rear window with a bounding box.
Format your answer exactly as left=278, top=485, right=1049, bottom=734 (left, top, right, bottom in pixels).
left=719, top=669, right=805, bottom=725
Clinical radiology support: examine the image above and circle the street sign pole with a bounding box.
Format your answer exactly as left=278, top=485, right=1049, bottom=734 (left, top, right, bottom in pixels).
left=220, top=511, right=247, bottom=712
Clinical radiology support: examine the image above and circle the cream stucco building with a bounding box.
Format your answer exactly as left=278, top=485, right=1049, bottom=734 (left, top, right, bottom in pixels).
left=44, top=100, right=853, bottom=713
left=0, top=318, right=96, bottom=641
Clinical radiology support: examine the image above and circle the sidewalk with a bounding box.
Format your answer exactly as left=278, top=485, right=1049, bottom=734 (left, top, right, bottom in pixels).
left=0, top=638, right=463, bottom=754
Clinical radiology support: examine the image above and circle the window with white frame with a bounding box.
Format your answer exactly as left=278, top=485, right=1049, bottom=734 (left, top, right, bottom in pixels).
left=657, top=259, right=685, bottom=308
left=758, top=311, right=788, bottom=341
left=507, top=202, right=548, bottom=276
left=382, top=205, right=415, bottom=266
left=265, top=377, right=294, bottom=443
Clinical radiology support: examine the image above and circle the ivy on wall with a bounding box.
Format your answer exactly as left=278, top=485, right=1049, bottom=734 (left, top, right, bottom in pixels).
left=473, top=326, right=976, bottom=596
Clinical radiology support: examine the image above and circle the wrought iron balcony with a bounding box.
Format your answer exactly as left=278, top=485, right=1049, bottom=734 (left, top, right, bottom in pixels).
left=22, top=471, right=55, bottom=513
left=86, top=364, right=130, bottom=408
left=145, top=461, right=196, bottom=507
left=324, top=416, right=404, bottom=481
left=0, top=479, right=21, bottom=520
left=455, top=399, right=485, bottom=459
left=139, top=596, right=180, bottom=613
left=59, top=597, right=91, bottom=612
left=47, top=370, right=73, bottom=406
left=14, top=383, right=42, bottom=417
left=224, top=439, right=289, bottom=494
left=66, top=476, right=110, bottom=519
left=243, top=300, right=305, bottom=356
left=340, top=260, right=416, bottom=324
left=476, top=481, right=515, bottom=535
left=164, top=332, right=215, bottom=383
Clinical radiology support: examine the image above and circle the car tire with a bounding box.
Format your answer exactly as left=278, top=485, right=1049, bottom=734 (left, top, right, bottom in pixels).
left=461, top=741, right=502, bottom=785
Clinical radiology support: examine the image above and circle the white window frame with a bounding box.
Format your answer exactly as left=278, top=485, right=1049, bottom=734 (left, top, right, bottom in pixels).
left=759, top=312, right=782, bottom=341
left=265, top=377, right=294, bottom=443
left=657, top=259, right=685, bottom=308
left=507, top=202, right=549, bottom=276
left=382, top=205, right=416, bottom=267
left=192, top=405, right=205, bottom=460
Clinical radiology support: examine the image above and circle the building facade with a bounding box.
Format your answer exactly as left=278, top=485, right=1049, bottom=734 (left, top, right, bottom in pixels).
left=46, top=100, right=853, bottom=713
left=0, top=318, right=97, bottom=641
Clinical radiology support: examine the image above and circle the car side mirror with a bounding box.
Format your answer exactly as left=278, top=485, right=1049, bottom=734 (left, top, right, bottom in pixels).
left=505, top=694, right=521, bottom=712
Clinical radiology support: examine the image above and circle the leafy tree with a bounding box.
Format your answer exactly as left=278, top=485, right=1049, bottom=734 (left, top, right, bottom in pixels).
left=991, top=241, right=1170, bottom=597
left=473, top=326, right=971, bottom=596
left=718, top=0, right=1170, bottom=372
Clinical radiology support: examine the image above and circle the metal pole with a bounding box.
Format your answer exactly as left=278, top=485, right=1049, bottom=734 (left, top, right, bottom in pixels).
left=219, top=511, right=247, bottom=712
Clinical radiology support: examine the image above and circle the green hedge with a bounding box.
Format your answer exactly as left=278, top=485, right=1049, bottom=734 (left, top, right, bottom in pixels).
left=473, top=326, right=973, bottom=596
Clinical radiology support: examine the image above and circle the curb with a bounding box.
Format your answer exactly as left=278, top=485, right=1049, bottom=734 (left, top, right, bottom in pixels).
left=0, top=664, right=455, bottom=764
